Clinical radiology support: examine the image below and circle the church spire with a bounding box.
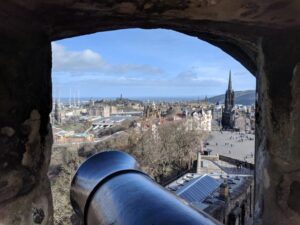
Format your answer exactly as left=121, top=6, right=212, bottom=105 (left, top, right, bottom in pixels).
left=228, top=70, right=232, bottom=91
left=222, top=70, right=235, bottom=129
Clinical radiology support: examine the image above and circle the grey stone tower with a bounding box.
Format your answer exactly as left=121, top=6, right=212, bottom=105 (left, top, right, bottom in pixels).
left=222, top=71, right=235, bottom=129
left=225, top=71, right=235, bottom=111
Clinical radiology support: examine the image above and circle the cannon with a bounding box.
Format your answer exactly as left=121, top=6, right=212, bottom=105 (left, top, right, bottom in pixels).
left=70, top=150, right=220, bottom=225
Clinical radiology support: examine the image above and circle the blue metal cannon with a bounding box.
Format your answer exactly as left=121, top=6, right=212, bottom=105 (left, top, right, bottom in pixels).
left=70, top=150, right=220, bottom=225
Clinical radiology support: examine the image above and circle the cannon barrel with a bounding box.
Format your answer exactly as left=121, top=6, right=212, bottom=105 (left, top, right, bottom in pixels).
left=70, top=150, right=220, bottom=225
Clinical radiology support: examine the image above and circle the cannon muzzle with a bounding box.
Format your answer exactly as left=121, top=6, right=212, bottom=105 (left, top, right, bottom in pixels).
left=70, top=150, right=220, bottom=225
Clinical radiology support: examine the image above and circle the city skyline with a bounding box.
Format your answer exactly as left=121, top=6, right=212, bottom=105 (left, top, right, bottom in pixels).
left=52, top=28, right=255, bottom=98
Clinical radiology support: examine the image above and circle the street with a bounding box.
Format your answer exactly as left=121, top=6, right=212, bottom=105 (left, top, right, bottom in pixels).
left=204, top=130, right=255, bottom=163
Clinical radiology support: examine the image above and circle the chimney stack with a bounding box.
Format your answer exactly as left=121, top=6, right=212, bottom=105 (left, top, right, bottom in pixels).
left=196, top=151, right=203, bottom=174
left=219, top=180, right=229, bottom=201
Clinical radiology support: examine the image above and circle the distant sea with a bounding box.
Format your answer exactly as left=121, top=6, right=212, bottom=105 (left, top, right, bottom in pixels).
left=54, top=96, right=207, bottom=104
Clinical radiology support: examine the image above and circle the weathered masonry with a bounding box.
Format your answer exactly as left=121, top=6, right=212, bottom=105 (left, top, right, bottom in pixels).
left=0, top=1, right=299, bottom=225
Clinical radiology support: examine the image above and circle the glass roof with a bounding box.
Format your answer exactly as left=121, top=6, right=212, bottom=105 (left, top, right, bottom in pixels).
left=176, top=174, right=220, bottom=203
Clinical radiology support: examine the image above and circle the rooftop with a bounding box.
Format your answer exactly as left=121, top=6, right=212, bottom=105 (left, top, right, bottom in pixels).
left=166, top=157, right=253, bottom=212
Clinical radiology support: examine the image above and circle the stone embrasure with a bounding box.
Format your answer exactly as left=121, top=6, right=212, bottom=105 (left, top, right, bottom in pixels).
left=0, top=1, right=299, bottom=224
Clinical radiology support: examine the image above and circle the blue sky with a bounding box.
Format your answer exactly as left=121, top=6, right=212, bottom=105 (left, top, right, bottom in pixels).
left=52, top=28, right=255, bottom=98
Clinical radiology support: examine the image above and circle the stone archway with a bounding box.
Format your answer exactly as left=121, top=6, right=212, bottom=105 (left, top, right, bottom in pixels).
left=0, top=1, right=300, bottom=225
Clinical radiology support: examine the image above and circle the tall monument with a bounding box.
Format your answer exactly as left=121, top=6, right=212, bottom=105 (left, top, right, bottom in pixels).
left=54, top=101, right=62, bottom=125
left=222, top=71, right=235, bottom=129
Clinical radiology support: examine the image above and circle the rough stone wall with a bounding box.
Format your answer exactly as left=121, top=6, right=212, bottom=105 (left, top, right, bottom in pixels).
left=0, top=34, right=53, bottom=224
left=2, top=0, right=300, bottom=74
left=0, top=1, right=299, bottom=225
left=255, top=32, right=300, bottom=224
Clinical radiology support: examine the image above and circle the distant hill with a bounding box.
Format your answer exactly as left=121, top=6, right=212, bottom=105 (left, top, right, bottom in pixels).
left=208, top=90, right=255, bottom=105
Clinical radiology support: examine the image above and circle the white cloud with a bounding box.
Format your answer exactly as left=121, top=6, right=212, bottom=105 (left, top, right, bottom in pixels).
left=52, top=43, right=106, bottom=71
left=55, top=69, right=226, bottom=89
left=51, top=43, right=163, bottom=75
left=52, top=44, right=254, bottom=97
left=171, top=67, right=228, bottom=86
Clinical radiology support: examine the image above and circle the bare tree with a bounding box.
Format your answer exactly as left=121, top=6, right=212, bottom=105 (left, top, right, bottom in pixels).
left=81, top=119, right=206, bottom=183
left=136, top=120, right=205, bottom=182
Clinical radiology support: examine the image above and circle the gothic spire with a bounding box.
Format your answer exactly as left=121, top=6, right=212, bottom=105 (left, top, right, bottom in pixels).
left=228, top=70, right=232, bottom=91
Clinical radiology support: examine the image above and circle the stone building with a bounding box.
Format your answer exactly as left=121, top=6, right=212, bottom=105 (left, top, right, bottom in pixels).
left=166, top=154, right=254, bottom=225
left=143, top=102, right=161, bottom=119
left=88, top=105, right=110, bottom=117
left=53, top=129, right=94, bottom=144
left=190, top=109, right=212, bottom=131
left=222, top=71, right=235, bottom=129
